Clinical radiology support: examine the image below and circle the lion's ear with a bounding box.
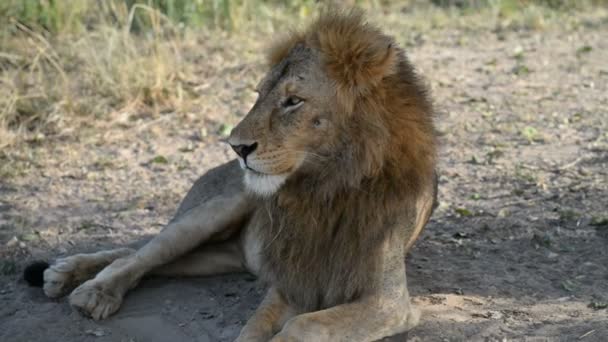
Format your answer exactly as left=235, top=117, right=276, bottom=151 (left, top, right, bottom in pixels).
left=324, top=39, right=397, bottom=92
left=311, top=10, right=398, bottom=110
left=266, top=32, right=304, bottom=67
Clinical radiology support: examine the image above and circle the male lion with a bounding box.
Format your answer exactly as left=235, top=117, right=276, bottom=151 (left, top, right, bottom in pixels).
left=25, top=9, right=437, bottom=341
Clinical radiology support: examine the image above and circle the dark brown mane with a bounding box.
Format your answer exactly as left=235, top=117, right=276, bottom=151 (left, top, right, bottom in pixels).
left=257, top=9, right=437, bottom=312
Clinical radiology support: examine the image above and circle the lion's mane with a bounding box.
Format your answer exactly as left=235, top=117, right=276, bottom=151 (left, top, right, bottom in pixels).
left=256, top=9, right=437, bottom=312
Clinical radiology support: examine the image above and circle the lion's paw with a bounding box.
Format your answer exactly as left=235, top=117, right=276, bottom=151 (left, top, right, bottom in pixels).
left=43, top=257, right=86, bottom=298
left=69, top=280, right=123, bottom=320
left=269, top=335, right=302, bottom=342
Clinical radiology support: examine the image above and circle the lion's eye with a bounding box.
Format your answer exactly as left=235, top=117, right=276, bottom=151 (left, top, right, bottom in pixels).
left=283, top=96, right=303, bottom=108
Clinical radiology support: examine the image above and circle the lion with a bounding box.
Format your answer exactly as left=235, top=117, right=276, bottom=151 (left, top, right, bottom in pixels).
left=24, top=9, right=438, bottom=341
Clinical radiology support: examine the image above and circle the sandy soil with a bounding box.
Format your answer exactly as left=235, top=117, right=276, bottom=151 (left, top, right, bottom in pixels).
left=1, top=16, right=607, bottom=342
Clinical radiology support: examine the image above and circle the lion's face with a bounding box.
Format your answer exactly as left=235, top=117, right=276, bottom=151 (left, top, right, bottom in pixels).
left=228, top=45, right=338, bottom=196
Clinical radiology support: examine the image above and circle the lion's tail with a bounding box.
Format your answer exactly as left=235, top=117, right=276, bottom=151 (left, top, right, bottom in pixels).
left=23, top=261, right=50, bottom=287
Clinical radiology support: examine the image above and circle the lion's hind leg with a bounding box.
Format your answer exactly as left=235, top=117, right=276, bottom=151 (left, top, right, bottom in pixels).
left=151, top=240, right=245, bottom=277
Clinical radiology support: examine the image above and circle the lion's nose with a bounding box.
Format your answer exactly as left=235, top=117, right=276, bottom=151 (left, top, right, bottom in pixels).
left=230, top=142, right=258, bottom=160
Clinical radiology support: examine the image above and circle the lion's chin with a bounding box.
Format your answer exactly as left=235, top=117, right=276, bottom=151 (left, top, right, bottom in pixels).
left=244, top=170, right=287, bottom=197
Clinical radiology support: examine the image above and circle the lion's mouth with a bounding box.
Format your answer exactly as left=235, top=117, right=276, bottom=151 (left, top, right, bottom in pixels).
left=239, top=159, right=268, bottom=176
left=238, top=157, right=279, bottom=176
left=246, top=166, right=267, bottom=175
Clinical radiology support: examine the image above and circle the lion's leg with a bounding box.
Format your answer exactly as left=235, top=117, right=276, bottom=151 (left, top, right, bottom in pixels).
left=151, top=240, right=245, bottom=277
left=43, top=248, right=135, bottom=298
left=271, top=238, right=417, bottom=342
left=270, top=289, right=418, bottom=342
left=236, top=287, right=296, bottom=342
left=68, top=192, right=251, bottom=320
left=404, top=178, right=437, bottom=253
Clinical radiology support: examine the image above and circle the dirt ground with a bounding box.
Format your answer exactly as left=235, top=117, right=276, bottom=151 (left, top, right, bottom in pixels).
left=1, top=12, right=607, bottom=342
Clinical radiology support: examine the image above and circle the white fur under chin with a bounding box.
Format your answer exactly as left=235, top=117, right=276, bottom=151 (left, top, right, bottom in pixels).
left=244, top=171, right=287, bottom=196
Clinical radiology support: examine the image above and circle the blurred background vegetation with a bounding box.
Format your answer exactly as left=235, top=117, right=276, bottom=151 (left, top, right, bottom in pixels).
left=2, top=0, right=607, bottom=33
left=0, top=0, right=606, bottom=148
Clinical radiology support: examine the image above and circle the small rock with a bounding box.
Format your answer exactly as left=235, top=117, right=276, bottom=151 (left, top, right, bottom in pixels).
left=473, top=310, right=503, bottom=320
left=497, top=208, right=510, bottom=218
left=85, top=329, right=106, bottom=337
left=453, top=232, right=469, bottom=239
left=5, top=236, right=19, bottom=247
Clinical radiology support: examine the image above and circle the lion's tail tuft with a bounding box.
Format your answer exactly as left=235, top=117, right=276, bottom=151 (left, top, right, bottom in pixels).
left=23, top=261, right=49, bottom=287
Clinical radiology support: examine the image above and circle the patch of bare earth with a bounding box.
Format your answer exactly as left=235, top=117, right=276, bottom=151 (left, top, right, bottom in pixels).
left=1, top=18, right=607, bottom=342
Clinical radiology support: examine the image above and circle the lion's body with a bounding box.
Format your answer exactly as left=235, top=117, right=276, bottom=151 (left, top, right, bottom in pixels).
left=29, top=9, right=438, bottom=341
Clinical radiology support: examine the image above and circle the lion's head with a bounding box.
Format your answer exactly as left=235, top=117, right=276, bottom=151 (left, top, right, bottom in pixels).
left=228, top=9, right=436, bottom=197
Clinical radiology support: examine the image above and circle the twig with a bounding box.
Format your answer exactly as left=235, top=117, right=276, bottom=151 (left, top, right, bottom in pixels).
left=135, top=114, right=173, bottom=132
left=578, top=329, right=596, bottom=340
left=558, top=156, right=585, bottom=171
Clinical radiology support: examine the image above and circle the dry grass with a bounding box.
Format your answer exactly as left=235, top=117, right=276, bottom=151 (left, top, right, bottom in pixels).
left=0, top=1, right=315, bottom=148
left=0, top=0, right=606, bottom=149
left=0, top=5, right=192, bottom=148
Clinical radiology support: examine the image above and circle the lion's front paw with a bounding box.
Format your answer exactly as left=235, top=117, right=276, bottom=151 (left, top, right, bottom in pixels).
left=69, top=280, right=123, bottom=320
left=270, top=317, right=328, bottom=342
left=234, top=336, right=267, bottom=342
left=43, top=257, right=85, bottom=298
left=235, top=331, right=274, bottom=342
